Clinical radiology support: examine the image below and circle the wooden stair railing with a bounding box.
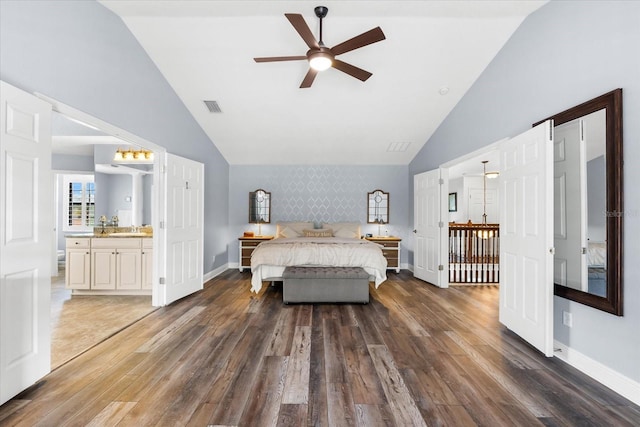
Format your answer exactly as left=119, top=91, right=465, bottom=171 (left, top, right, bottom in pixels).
left=449, top=222, right=500, bottom=283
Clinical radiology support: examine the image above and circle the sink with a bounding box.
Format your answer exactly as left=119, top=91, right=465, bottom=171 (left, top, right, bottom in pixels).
left=108, top=232, right=151, bottom=237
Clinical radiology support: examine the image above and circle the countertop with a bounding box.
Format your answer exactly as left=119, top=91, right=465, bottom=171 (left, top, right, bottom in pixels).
left=66, top=233, right=152, bottom=238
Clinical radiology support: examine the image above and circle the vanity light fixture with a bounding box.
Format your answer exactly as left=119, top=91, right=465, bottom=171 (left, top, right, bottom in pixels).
left=113, top=148, right=154, bottom=162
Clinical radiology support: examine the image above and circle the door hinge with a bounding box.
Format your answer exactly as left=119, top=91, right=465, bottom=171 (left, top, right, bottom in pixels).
left=438, top=221, right=444, bottom=228
left=159, top=277, right=165, bottom=285
left=438, top=265, right=444, bottom=271
left=186, top=181, right=190, bottom=190
left=161, top=165, right=167, bottom=174
left=439, top=178, right=444, bottom=185
left=582, top=247, right=587, bottom=255
left=159, top=221, right=165, bottom=229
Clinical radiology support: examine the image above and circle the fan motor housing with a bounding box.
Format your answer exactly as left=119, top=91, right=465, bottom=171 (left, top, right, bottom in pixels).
left=314, top=6, right=329, bottom=19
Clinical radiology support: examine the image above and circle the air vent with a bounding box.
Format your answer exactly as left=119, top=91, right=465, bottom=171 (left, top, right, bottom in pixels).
left=203, top=100, right=222, bottom=113
left=387, top=142, right=411, bottom=152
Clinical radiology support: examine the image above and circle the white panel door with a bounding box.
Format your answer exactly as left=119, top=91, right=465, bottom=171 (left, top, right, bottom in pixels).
left=553, top=120, right=587, bottom=291
left=0, top=81, right=52, bottom=405
left=499, top=120, right=554, bottom=357
left=163, top=153, right=203, bottom=305
left=413, top=168, right=448, bottom=288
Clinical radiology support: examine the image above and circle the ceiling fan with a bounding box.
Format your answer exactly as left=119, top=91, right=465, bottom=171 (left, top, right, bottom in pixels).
left=254, top=6, right=386, bottom=88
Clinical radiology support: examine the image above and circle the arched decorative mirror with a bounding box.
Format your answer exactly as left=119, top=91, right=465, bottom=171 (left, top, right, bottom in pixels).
left=249, top=189, right=271, bottom=225
left=534, top=89, right=623, bottom=315
left=367, top=189, right=389, bottom=224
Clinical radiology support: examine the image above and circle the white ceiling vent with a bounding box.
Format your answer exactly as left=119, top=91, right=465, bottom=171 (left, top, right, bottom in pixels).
left=387, top=142, right=411, bottom=152
left=203, top=100, right=222, bottom=113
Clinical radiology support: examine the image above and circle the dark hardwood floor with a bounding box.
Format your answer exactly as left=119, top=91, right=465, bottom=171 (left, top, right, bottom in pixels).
left=1, top=270, right=638, bottom=426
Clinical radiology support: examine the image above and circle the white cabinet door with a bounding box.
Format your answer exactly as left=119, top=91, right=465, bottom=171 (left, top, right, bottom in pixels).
left=499, top=120, right=554, bottom=357
left=66, top=249, right=91, bottom=289
left=117, top=248, right=142, bottom=290
left=65, top=237, right=91, bottom=289
left=142, top=248, right=153, bottom=290
left=413, top=168, right=448, bottom=288
left=0, top=81, right=52, bottom=405
left=91, top=249, right=117, bottom=290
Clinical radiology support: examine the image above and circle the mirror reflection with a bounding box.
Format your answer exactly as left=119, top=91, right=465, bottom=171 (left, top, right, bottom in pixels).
left=553, top=109, right=606, bottom=296
left=249, top=189, right=270, bottom=225
left=367, top=189, right=389, bottom=224
left=536, top=88, right=623, bottom=316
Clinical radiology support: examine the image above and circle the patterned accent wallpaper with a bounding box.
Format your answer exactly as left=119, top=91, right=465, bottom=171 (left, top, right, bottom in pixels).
left=229, top=164, right=411, bottom=264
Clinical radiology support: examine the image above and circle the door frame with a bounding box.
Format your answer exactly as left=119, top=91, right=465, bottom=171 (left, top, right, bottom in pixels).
left=438, top=139, right=505, bottom=286
left=36, top=94, right=166, bottom=306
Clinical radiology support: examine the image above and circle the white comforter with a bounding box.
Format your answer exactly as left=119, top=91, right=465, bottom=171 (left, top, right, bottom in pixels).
left=250, top=237, right=388, bottom=293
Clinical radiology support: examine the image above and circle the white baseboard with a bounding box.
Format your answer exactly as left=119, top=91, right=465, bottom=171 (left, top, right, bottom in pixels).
left=554, top=340, right=640, bottom=406
left=203, top=263, right=230, bottom=283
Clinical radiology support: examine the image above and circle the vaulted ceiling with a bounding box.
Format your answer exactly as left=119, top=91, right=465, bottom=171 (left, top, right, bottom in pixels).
left=99, top=1, right=547, bottom=165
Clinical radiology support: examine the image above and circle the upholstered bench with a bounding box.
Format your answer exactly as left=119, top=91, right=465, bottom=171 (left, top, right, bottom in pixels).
left=282, top=266, right=370, bottom=304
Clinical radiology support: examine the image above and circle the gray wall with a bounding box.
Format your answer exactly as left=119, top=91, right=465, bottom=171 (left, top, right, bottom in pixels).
left=0, top=0, right=230, bottom=273
left=409, top=0, right=640, bottom=383
left=52, top=153, right=94, bottom=172
left=229, top=165, right=410, bottom=265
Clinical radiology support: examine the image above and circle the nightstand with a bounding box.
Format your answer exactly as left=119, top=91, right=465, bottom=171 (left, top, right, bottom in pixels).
left=365, top=236, right=401, bottom=273
left=238, top=236, right=274, bottom=272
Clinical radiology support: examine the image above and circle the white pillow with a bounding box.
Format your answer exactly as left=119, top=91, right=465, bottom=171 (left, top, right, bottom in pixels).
left=276, top=222, right=314, bottom=238
left=322, top=222, right=361, bottom=239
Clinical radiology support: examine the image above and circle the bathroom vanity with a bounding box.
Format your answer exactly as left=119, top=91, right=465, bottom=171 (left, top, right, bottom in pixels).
left=65, top=233, right=153, bottom=295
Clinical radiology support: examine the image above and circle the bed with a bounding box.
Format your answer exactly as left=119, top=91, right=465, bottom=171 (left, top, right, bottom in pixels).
left=249, top=221, right=388, bottom=293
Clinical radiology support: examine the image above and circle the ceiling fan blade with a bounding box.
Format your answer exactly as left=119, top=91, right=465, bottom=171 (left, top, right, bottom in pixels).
left=285, top=13, right=320, bottom=49
left=300, top=68, right=318, bottom=88
left=254, top=55, right=307, bottom=63
left=332, top=59, right=373, bottom=82
left=330, top=27, right=386, bottom=56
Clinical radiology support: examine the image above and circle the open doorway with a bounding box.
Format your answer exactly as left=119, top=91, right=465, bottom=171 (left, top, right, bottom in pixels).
left=441, top=144, right=501, bottom=286
left=48, top=107, right=160, bottom=368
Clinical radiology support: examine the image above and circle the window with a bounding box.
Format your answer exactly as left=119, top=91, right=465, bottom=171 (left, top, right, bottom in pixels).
left=63, top=174, right=95, bottom=231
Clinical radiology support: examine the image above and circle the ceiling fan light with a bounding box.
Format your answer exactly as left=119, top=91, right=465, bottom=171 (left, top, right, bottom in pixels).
left=309, top=53, right=333, bottom=71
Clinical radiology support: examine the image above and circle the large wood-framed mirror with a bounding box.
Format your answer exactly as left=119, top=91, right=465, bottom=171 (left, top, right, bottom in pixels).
left=367, top=189, right=389, bottom=224
left=534, top=89, right=623, bottom=315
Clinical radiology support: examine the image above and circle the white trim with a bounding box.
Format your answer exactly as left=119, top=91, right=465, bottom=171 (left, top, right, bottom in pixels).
left=440, top=138, right=507, bottom=169
left=554, top=340, right=640, bottom=405
left=204, top=264, right=232, bottom=284
left=35, top=93, right=163, bottom=152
